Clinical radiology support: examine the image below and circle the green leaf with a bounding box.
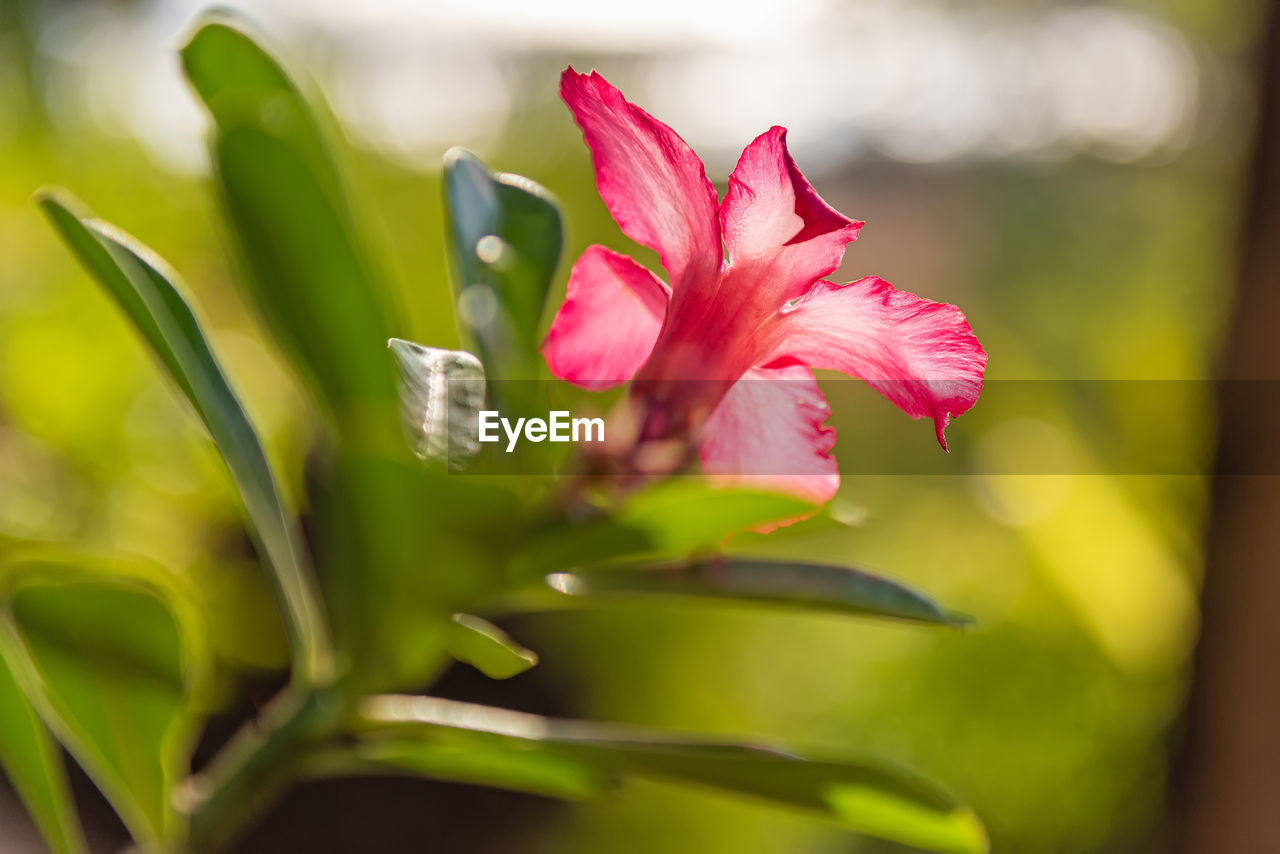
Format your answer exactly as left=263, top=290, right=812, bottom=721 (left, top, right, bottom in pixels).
left=313, top=455, right=521, bottom=690
left=181, top=16, right=468, bottom=693
left=0, top=651, right=87, bottom=854
left=544, top=558, right=970, bottom=626
left=510, top=482, right=821, bottom=582
left=36, top=191, right=332, bottom=685
left=444, top=148, right=564, bottom=378
left=509, top=516, right=651, bottom=584
left=355, top=696, right=987, bottom=853
left=180, top=15, right=398, bottom=434
left=388, top=338, right=486, bottom=469
left=444, top=614, right=538, bottom=679
left=0, top=556, right=211, bottom=845
left=617, top=481, right=820, bottom=551
left=495, top=422, right=835, bottom=582
left=308, top=737, right=613, bottom=801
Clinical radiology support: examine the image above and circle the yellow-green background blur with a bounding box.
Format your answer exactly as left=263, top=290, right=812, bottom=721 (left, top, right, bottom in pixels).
left=0, top=0, right=1260, bottom=850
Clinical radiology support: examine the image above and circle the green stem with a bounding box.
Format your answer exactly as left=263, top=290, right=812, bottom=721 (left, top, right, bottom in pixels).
left=181, top=685, right=348, bottom=852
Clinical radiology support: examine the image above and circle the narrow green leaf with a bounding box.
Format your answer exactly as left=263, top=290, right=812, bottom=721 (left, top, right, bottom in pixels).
left=444, top=614, right=538, bottom=679
left=0, top=650, right=87, bottom=854
left=356, top=696, right=987, bottom=853
left=36, top=192, right=332, bottom=685
left=181, top=15, right=463, bottom=693
left=545, top=558, right=970, bottom=626
left=303, top=739, right=612, bottom=801
left=0, top=556, right=211, bottom=845
left=444, top=148, right=563, bottom=378
left=181, top=16, right=398, bottom=432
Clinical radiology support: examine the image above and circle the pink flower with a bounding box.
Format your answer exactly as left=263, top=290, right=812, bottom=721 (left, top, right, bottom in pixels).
left=542, top=68, right=987, bottom=505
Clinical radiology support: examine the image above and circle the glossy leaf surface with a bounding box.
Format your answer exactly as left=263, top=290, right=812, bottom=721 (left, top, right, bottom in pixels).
left=546, top=558, right=969, bottom=626
left=37, top=193, right=331, bottom=683
left=0, top=651, right=86, bottom=854
left=182, top=16, right=398, bottom=433
left=444, top=614, right=539, bottom=680
left=356, top=696, right=987, bottom=853
left=444, top=148, right=563, bottom=378
left=0, top=557, right=209, bottom=845
left=388, top=338, right=486, bottom=469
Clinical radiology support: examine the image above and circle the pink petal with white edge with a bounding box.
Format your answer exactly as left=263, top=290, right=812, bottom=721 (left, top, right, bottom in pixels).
left=720, top=127, right=863, bottom=302
left=770, top=277, right=987, bottom=448
left=542, top=245, right=670, bottom=390
left=699, top=362, right=839, bottom=507
left=561, top=68, right=721, bottom=293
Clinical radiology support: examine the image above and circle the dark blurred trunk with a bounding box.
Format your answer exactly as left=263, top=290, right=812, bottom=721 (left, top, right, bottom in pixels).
left=1164, top=2, right=1280, bottom=851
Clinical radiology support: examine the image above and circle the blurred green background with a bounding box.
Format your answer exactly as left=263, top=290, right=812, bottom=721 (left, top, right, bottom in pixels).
left=0, top=0, right=1261, bottom=850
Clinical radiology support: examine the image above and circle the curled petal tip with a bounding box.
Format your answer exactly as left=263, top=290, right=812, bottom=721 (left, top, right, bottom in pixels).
left=935, top=417, right=951, bottom=452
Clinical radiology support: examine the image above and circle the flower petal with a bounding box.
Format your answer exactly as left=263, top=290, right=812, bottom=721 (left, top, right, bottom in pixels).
left=770, top=277, right=987, bottom=448
left=542, top=245, right=670, bottom=390
left=720, top=127, right=863, bottom=301
left=561, top=68, right=721, bottom=293
left=699, top=362, right=839, bottom=506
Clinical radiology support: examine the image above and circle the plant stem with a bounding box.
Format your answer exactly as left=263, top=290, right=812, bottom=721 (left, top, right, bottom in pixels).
left=181, top=684, right=347, bottom=852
